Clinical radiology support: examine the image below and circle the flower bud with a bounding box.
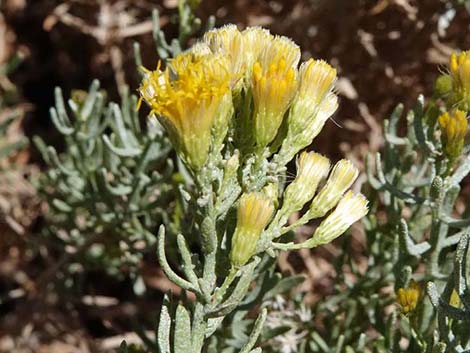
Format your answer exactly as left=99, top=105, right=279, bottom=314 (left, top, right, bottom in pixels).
left=230, top=192, right=274, bottom=266
left=434, top=74, right=452, bottom=97
left=312, top=191, right=368, bottom=245
left=309, top=159, right=359, bottom=218
left=438, top=109, right=467, bottom=162
left=282, top=152, right=330, bottom=214
left=396, top=279, right=422, bottom=314
left=446, top=51, right=470, bottom=111
left=223, top=151, right=240, bottom=180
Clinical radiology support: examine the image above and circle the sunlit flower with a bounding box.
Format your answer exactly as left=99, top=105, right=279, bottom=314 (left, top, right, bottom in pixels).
left=438, top=109, right=468, bottom=162
left=139, top=52, right=231, bottom=170
left=312, top=191, right=368, bottom=245
left=436, top=50, right=470, bottom=111
left=277, top=59, right=338, bottom=163
left=230, top=192, right=274, bottom=266
left=251, top=36, right=300, bottom=147
left=282, top=151, right=330, bottom=215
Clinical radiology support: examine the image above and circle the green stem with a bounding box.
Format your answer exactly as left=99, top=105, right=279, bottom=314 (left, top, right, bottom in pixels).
left=212, top=267, right=238, bottom=304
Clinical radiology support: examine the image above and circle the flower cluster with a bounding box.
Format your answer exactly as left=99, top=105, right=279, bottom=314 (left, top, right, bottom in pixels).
left=438, top=109, right=468, bottom=162
left=139, top=25, right=368, bottom=267
left=434, top=51, right=470, bottom=167
left=436, top=50, right=470, bottom=111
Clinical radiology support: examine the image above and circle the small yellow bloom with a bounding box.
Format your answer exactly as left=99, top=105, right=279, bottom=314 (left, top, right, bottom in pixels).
left=445, top=51, right=470, bottom=110
left=230, top=192, right=274, bottom=266
left=251, top=36, right=300, bottom=147
left=397, top=280, right=422, bottom=314
left=309, top=159, right=359, bottom=218
left=450, top=51, right=470, bottom=92
left=312, top=191, right=368, bottom=246
left=203, top=25, right=245, bottom=88
left=297, top=59, right=337, bottom=106
left=139, top=52, right=231, bottom=171
left=438, top=109, right=468, bottom=161
left=282, top=152, right=331, bottom=215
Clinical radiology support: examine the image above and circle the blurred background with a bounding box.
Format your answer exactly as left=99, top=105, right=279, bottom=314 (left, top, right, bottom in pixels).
left=1, top=0, right=470, bottom=352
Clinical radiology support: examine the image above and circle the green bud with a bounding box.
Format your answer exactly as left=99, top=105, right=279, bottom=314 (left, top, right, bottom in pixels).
left=434, top=74, right=452, bottom=97
left=309, top=159, right=359, bottom=218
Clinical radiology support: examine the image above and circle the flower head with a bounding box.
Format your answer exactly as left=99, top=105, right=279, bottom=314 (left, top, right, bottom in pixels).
left=282, top=152, right=330, bottom=215
left=139, top=52, right=231, bottom=170
left=277, top=59, right=338, bottom=163
left=230, top=192, right=274, bottom=266
left=309, top=159, right=359, bottom=218
left=437, top=50, right=470, bottom=110
left=312, top=191, right=368, bottom=245
left=438, top=109, right=468, bottom=162
left=251, top=36, right=300, bottom=147
left=450, top=51, right=470, bottom=93
left=396, top=279, right=422, bottom=314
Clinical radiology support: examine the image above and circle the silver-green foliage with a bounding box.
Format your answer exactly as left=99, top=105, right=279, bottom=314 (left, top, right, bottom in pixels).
left=34, top=81, right=176, bottom=279
left=259, top=96, right=470, bottom=353
left=366, top=96, right=470, bottom=351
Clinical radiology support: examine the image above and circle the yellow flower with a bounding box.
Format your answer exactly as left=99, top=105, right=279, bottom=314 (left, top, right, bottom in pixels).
left=282, top=152, right=331, bottom=215
left=397, top=280, right=422, bottom=314
left=203, top=24, right=245, bottom=88
left=277, top=59, right=338, bottom=165
left=441, top=51, right=470, bottom=110
left=139, top=52, right=231, bottom=171
left=309, top=159, right=359, bottom=218
left=438, top=109, right=468, bottom=162
left=230, top=192, right=274, bottom=266
left=251, top=36, right=300, bottom=147
left=450, top=51, right=470, bottom=92
left=298, top=59, right=337, bottom=104
left=311, top=191, right=368, bottom=246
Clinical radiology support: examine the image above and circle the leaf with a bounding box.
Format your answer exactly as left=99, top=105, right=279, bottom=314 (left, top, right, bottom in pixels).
left=174, top=304, right=192, bottom=353
left=157, top=295, right=171, bottom=353
left=262, top=275, right=305, bottom=300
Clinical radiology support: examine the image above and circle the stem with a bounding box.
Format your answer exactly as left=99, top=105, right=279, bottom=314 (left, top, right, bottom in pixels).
left=213, top=267, right=238, bottom=304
